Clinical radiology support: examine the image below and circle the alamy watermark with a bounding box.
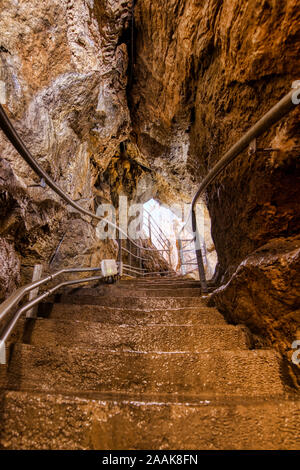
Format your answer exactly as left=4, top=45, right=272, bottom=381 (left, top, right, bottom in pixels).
left=292, top=340, right=300, bottom=365
left=95, top=196, right=204, bottom=249
left=0, top=80, right=6, bottom=104
left=292, top=80, right=300, bottom=105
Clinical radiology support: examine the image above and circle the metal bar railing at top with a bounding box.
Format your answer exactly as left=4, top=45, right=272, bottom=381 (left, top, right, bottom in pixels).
left=179, top=86, right=300, bottom=293
left=121, top=246, right=148, bottom=262
left=144, top=208, right=170, bottom=244
left=0, top=267, right=105, bottom=364
left=0, top=103, right=168, bottom=256
left=143, top=221, right=169, bottom=251
left=0, top=104, right=176, bottom=364
left=142, top=214, right=169, bottom=248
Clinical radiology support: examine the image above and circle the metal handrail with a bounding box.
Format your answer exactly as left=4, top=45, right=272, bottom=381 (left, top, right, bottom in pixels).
left=142, top=213, right=170, bottom=248
left=144, top=208, right=170, bottom=244
left=183, top=86, right=300, bottom=292
left=0, top=267, right=104, bottom=363
left=123, top=267, right=146, bottom=275
left=143, top=220, right=168, bottom=250
left=0, top=104, right=166, bottom=254
left=121, top=246, right=148, bottom=261
left=191, top=87, right=300, bottom=212
left=0, top=267, right=102, bottom=323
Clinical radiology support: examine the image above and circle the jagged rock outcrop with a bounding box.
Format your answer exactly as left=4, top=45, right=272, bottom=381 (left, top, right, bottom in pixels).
left=0, top=0, right=133, bottom=297
left=0, top=0, right=299, bottom=361
left=129, top=0, right=300, bottom=353
left=0, top=238, right=20, bottom=300
left=140, top=238, right=171, bottom=274
left=210, top=237, right=300, bottom=363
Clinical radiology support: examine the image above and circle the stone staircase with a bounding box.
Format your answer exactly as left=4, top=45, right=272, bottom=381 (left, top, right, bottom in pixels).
left=0, top=278, right=299, bottom=449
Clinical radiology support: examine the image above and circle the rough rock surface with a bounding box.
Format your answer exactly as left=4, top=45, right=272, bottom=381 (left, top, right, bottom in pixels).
left=0, top=0, right=299, bottom=357
left=0, top=238, right=20, bottom=300
left=0, top=0, right=133, bottom=295
left=210, top=237, right=300, bottom=372
left=130, top=0, right=300, bottom=351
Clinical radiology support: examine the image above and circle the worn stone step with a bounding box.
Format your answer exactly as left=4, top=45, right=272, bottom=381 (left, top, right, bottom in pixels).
left=1, top=390, right=299, bottom=450
left=56, top=295, right=206, bottom=310
left=70, top=287, right=202, bottom=297
left=117, top=280, right=201, bottom=289
left=4, top=344, right=285, bottom=397
left=16, top=319, right=251, bottom=351
left=45, top=303, right=227, bottom=325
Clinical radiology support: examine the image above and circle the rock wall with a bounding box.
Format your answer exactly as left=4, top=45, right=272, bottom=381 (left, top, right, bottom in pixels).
left=130, top=0, right=300, bottom=355
left=0, top=0, right=299, bottom=362
left=0, top=0, right=133, bottom=298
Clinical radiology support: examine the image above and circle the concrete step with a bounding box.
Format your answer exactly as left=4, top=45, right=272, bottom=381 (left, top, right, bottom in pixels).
left=16, top=319, right=251, bottom=351
left=3, top=344, right=285, bottom=397
left=56, top=295, right=206, bottom=310
left=70, top=287, right=202, bottom=297
left=45, top=303, right=227, bottom=326
left=1, top=390, right=299, bottom=449
left=117, top=280, right=201, bottom=289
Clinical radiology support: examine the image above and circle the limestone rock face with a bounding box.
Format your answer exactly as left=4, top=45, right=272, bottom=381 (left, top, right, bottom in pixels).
left=210, top=237, right=300, bottom=359
left=0, top=0, right=299, bottom=357
left=0, top=0, right=133, bottom=296
left=140, top=238, right=171, bottom=275
left=0, top=238, right=20, bottom=300
left=130, top=0, right=300, bottom=350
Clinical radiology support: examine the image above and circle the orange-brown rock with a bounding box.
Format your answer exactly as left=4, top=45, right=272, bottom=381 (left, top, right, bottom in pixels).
left=0, top=0, right=133, bottom=291
left=210, top=237, right=300, bottom=367
left=130, top=0, right=300, bottom=351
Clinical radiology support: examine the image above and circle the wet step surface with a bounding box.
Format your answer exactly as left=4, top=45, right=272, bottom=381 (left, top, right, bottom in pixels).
left=1, top=390, right=300, bottom=450
left=15, top=319, right=252, bottom=351
left=56, top=295, right=207, bottom=309
left=3, top=343, right=285, bottom=396
left=46, top=303, right=227, bottom=325
left=0, top=277, right=298, bottom=450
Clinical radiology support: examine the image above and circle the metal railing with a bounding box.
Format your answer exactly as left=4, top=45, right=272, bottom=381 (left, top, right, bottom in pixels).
left=179, top=86, right=300, bottom=293
left=142, top=208, right=172, bottom=265
left=119, top=235, right=172, bottom=279
left=0, top=267, right=105, bottom=363
left=0, top=85, right=298, bottom=361
left=0, top=104, right=174, bottom=363
left=0, top=104, right=167, bottom=255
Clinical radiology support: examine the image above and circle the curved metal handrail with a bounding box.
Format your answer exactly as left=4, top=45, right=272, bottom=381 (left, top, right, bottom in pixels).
left=179, top=86, right=300, bottom=291
left=0, top=104, right=166, bottom=254
left=0, top=266, right=105, bottom=363
left=191, top=87, right=300, bottom=211
left=0, top=267, right=102, bottom=323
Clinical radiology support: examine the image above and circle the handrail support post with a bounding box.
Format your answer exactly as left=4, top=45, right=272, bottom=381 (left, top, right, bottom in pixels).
left=192, top=209, right=208, bottom=293
left=0, top=340, right=6, bottom=365
left=117, top=231, right=122, bottom=277
left=26, top=264, right=43, bottom=318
